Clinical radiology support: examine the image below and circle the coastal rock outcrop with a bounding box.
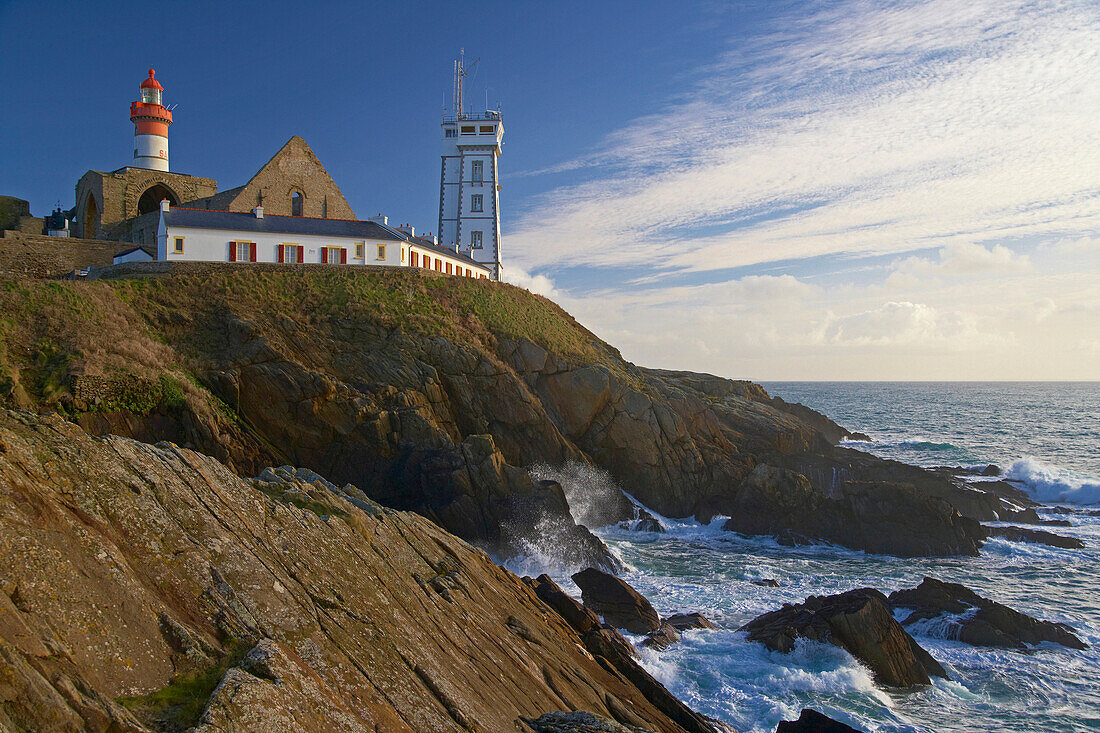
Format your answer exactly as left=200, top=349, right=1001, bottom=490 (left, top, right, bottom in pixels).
left=0, top=271, right=1008, bottom=558
left=984, top=525, right=1085, bottom=549
left=774, top=709, right=864, bottom=732
left=572, top=568, right=662, bottom=634
left=888, top=577, right=1087, bottom=650
left=665, top=613, right=717, bottom=631
left=0, top=410, right=723, bottom=732
left=721, top=463, right=984, bottom=557
left=740, top=589, right=947, bottom=688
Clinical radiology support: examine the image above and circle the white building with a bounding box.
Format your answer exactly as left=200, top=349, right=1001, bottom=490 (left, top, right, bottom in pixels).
left=438, top=53, right=504, bottom=280
left=152, top=202, right=489, bottom=277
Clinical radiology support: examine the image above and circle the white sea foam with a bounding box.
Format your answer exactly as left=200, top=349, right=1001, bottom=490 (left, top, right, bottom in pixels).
left=1006, top=457, right=1100, bottom=505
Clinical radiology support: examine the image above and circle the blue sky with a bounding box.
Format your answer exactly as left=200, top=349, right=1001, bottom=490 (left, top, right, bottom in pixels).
left=2, top=1, right=1098, bottom=379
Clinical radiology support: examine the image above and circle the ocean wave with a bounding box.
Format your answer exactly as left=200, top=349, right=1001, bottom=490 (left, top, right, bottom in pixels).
left=1006, top=458, right=1100, bottom=505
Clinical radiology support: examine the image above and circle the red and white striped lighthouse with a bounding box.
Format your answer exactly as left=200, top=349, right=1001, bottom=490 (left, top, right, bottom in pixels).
left=129, top=69, right=173, bottom=171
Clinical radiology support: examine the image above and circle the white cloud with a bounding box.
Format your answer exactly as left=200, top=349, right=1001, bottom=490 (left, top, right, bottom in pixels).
left=887, top=241, right=1032, bottom=286
left=503, top=265, right=560, bottom=299
left=507, top=0, right=1100, bottom=276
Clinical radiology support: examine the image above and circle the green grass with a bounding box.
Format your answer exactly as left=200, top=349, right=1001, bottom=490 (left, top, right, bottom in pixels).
left=118, top=641, right=250, bottom=731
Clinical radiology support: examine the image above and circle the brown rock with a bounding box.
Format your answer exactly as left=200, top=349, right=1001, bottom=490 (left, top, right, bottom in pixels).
left=572, top=568, right=661, bottom=634
left=888, top=577, right=1087, bottom=650
left=664, top=613, right=716, bottom=631
left=740, top=589, right=947, bottom=688
left=641, top=623, right=682, bottom=651
left=775, top=708, right=864, bottom=732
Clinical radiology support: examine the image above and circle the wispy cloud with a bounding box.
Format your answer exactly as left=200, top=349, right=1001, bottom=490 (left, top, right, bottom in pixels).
left=508, top=0, right=1100, bottom=277
left=506, top=0, right=1100, bottom=378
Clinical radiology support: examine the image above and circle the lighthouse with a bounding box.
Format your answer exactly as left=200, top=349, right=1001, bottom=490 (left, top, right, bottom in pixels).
left=129, top=69, right=173, bottom=171
left=438, top=51, right=504, bottom=280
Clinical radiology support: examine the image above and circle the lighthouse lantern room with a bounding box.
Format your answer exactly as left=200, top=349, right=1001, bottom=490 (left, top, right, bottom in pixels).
left=130, top=69, right=173, bottom=171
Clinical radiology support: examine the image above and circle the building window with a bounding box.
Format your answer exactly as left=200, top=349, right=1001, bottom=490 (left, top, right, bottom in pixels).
left=471, top=160, right=483, bottom=183
left=355, top=242, right=365, bottom=259
left=445, top=127, right=457, bottom=138
left=322, top=246, right=346, bottom=264
left=173, top=236, right=184, bottom=253
left=424, top=255, right=431, bottom=269
left=471, top=231, right=483, bottom=249
left=461, top=125, right=475, bottom=134
left=401, top=247, right=407, bottom=263
left=446, top=262, right=452, bottom=275
left=281, top=243, right=300, bottom=263
left=291, top=192, right=303, bottom=216
left=411, top=251, right=419, bottom=267
left=236, top=241, right=251, bottom=262
left=377, top=244, right=386, bottom=260
left=471, top=194, right=483, bottom=212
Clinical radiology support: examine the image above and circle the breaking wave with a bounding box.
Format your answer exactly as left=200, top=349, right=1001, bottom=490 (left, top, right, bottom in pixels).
left=1006, top=458, right=1100, bottom=505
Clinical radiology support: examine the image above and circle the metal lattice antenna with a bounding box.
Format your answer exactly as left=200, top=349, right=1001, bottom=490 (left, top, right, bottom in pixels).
left=452, top=49, right=480, bottom=120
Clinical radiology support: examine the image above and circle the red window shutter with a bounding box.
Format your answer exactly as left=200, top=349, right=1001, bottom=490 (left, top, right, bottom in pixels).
left=297, top=245, right=304, bottom=262
left=277, top=245, right=284, bottom=263
left=340, top=248, right=347, bottom=264
left=249, top=242, right=257, bottom=262
left=228, top=241, right=236, bottom=262
left=321, top=247, right=328, bottom=264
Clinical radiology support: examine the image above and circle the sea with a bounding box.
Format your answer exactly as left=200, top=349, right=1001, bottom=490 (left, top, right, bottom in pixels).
left=514, top=382, right=1100, bottom=733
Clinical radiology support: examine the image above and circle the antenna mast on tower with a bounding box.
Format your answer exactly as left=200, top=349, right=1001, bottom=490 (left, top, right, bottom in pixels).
left=451, top=48, right=479, bottom=119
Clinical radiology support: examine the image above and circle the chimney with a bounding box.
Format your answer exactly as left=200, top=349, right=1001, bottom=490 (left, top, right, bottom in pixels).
left=369, top=214, right=388, bottom=225
left=160, top=199, right=170, bottom=212
left=253, top=206, right=264, bottom=218
left=432, top=234, right=438, bottom=245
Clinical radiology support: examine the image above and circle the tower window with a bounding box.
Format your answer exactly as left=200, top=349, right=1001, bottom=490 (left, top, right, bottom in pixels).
left=445, top=127, right=457, bottom=138
left=471, top=231, right=483, bottom=249
left=471, top=194, right=483, bottom=212
left=480, top=126, right=494, bottom=133
left=471, top=161, right=483, bottom=183
left=291, top=192, right=303, bottom=216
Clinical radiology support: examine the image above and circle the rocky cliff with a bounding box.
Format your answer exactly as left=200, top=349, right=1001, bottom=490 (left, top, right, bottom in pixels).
left=0, top=409, right=728, bottom=732
left=0, top=267, right=1007, bottom=557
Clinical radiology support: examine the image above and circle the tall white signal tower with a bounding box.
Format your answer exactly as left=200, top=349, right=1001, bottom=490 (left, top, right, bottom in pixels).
left=438, top=50, right=503, bottom=280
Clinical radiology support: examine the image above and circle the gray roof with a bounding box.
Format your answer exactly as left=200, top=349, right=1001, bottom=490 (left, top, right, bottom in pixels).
left=163, top=208, right=406, bottom=241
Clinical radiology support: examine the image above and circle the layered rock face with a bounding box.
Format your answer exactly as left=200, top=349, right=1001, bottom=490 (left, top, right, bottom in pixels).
left=0, top=410, right=721, bottom=732
left=0, top=271, right=1003, bottom=557
left=572, top=568, right=662, bottom=635
left=740, top=589, right=947, bottom=688
left=888, top=577, right=1088, bottom=650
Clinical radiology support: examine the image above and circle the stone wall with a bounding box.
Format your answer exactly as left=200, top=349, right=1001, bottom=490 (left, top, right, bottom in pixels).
left=74, top=168, right=217, bottom=239
left=0, top=231, right=128, bottom=278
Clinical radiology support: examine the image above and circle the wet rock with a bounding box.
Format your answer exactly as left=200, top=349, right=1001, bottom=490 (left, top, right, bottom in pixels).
left=632, top=510, right=666, bottom=533
left=888, top=577, right=1087, bottom=650
left=641, top=623, right=681, bottom=651
left=572, top=568, right=661, bottom=635
left=665, top=612, right=716, bottom=631
left=775, top=708, right=864, bottom=732
left=750, top=579, right=781, bottom=588
left=740, top=589, right=947, bottom=688
left=721, top=463, right=984, bottom=557
left=985, top=526, right=1085, bottom=549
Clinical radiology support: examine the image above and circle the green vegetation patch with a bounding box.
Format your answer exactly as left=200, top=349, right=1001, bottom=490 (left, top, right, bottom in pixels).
left=118, top=641, right=250, bottom=731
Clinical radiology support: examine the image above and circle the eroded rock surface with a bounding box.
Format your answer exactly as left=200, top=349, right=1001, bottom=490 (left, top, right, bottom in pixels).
left=0, top=410, right=723, bottom=732
left=774, top=708, right=864, bottom=732
left=572, top=568, right=662, bottom=635
left=888, top=577, right=1087, bottom=650
left=740, top=589, right=947, bottom=688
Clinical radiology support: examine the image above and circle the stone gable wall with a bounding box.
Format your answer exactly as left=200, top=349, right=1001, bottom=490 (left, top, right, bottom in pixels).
left=227, top=137, right=356, bottom=219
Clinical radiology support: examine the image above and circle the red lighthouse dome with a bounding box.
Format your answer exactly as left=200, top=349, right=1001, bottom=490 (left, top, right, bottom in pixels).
left=140, top=68, right=163, bottom=90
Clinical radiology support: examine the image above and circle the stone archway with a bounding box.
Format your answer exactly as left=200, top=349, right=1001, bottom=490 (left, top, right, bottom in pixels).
left=82, top=193, right=99, bottom=239
left=137, top=184, right=179, bottom=216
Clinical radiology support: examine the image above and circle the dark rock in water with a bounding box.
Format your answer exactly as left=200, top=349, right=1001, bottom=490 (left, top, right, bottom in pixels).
left=572, top=568, right=661, bottom=634
left=632, top=508, right=665, bottom=533
left=985, top=525, right=1085, bottom=549
left=740, top=588, right=947, bottom=688
left=641, top=622, right=681, bottom=651
left=720, top=463, right=985, bottom=557
left=775, top=708, right=865, bottom=732
left=665, top=612, right=716, bottom=631
left=522, top=711, right=653, bottom=732
left=847, top=432, right=872, bottom=442
left=751, top=579, right=781, bottom=588
left=888, top=577, right=1087, bottom=650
